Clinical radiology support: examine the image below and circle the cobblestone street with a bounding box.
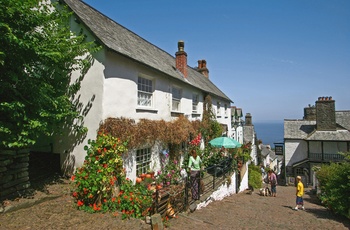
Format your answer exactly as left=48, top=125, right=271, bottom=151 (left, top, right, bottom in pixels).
left=1, top=180, right=349, bottom=230
left=167, top=185, right=350, bottom=230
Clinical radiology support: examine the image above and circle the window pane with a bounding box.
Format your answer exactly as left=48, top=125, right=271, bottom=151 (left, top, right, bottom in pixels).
left=192, top=94, right=198, bottom=112
left=172, top=87, right=181, bottom=100
left=136, top=148, right=152, bottom=175
left=138, top=77, right=153, bottom=107
left=172, top=100, right=180, bottom=111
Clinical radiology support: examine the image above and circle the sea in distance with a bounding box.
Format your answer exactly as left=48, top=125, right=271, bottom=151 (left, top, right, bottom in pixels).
left=253, top=121, right=284, bottom=147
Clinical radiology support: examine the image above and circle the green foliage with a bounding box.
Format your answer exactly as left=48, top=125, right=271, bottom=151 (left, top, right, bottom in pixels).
left=248, top=165, right=262, bottom=189
left=118, top=177, right=153, bottom=219
left=0, top=0, right=98, bottom=149
left=234, top=143, right=252, bottom=163
left=201, top=146, right=225, bottom=168
left=72, top=132, right=153, bottom=219
left=315, top=152, right=350, bottom=218
left=200, top=95, right=223, bottom=144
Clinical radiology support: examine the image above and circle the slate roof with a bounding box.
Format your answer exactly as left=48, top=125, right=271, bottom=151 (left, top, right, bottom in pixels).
left=63, top=0, right=232, bottom=102
left=260, top=144, right=274, bottom=158
left=284, top=117, right=350, bottom=141
left=284, top=120, right=316, bottom=140
left=336, top=111, right=350, bottom=130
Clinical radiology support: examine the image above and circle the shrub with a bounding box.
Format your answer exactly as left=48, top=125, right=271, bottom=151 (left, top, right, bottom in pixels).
left=248, top=165, right=262, bottom=189
left=316, top=152, right=350, bottom=218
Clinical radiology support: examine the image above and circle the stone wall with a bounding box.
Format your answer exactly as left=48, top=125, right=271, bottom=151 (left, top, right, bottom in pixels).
left=0, top=150, right=30, bottom=201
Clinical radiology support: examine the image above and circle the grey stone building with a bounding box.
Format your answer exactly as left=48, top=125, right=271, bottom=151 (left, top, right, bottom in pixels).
left=284, top=96, right=350, bottom=186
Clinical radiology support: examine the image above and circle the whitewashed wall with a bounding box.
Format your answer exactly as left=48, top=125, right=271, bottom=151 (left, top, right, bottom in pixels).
left=285, top=140, right=308, bottom=167
left=55, top=16, right=232, bottom=175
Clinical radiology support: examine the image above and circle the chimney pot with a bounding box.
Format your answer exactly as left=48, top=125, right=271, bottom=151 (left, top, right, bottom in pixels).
left=196, top=59, right=209, bottom=78
left=178, top=40, right=185, bottom=52
left=175, top=40, right=187, bottom=78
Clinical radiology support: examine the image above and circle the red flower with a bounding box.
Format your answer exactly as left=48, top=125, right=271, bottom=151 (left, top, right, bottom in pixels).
left=72, top=192, right=78, bottom=197
left=93, top=203, right=101, bottom=211
left=77, top=200, right=84, bottom=206
left=103, top=148, right=107, bottom=152
left=71, top=175, right=75, bottom=181
left=112, top=197, right=116, bottom=202
left=103, top=164, right=107, bottom=168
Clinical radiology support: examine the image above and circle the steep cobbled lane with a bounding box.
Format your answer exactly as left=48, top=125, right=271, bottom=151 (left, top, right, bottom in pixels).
left=167, top=185, right=350, bottom=230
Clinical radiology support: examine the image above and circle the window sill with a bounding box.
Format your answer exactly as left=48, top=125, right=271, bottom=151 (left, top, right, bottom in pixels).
left=136, top=108, right=158, bottom=113
left=171, top=111, right=184, bottom=117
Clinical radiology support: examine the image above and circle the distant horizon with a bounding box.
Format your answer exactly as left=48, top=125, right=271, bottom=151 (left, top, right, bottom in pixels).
left=253, top=122, right=284, bottom=146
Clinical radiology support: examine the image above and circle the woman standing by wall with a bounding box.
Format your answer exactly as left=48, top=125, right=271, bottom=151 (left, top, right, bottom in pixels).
left=188, top=149, right=202, bottom=200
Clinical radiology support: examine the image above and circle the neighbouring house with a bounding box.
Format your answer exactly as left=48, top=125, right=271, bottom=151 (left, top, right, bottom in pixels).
left=231, top=106, right=244, bottom=144
left=242, top=113, right=258, bottom=165
left=259, top=144, right=277, bottom=169
left=51, top=0, right=233, bottom=181
left=284, top=96, right=350, bottom=186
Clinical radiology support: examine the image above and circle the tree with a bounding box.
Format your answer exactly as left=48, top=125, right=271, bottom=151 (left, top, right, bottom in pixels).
left=0, top=0, right=98, bottom=149
left=201, top=94, right=223, bottom=144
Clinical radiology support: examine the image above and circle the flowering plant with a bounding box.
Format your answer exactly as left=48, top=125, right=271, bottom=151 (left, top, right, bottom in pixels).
left=189, top=133, right=201, bottom=148
left=72, top=132, right=127, bottom=213
left=72, top=132, right=153, bottom=219
left=156, top=153, right=181, bottom=186
left=117, top=176, right=153, bottom=219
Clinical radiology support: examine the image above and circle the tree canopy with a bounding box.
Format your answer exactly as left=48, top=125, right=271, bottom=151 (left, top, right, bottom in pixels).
left=0, top=0, right=98, bottom=149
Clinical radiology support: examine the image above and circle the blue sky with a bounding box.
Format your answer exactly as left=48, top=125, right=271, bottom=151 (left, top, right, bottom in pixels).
left=83, top=0, right=350, bottom=123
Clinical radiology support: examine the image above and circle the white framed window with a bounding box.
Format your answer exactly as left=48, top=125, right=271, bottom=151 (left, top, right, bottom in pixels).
left=224, top=104, right=228, bottom=116
left=136, top=148, right=152, bottom=175
left=137, top=76, right=153, bottom=107
left=172, top=86, right=182, bottom=111
left=192, top=94, right=199, bottom=113
left=217, top=101, right=221, bottom=116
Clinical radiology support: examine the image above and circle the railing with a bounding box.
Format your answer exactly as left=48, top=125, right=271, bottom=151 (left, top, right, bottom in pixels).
left=309, top=152, right=344, bottom=161
left=152, top=157, right=235, bottom=218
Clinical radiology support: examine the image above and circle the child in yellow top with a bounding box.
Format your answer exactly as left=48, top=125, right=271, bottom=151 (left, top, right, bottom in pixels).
left=293, top=176, right=305, bottom=211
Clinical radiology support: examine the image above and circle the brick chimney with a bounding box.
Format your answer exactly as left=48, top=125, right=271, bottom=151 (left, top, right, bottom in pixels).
left=316, top=96, right=336, bottom=131
left=197, top=59, right=209, bottom=78
left=175, top=40, right=187, bottom=78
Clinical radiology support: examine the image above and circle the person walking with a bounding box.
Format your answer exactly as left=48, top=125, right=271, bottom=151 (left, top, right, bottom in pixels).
left=188, top=149, right=202, bottom=200
left=268, top=169, right=277, bottom=197
left=293, top=175, right=305, bottom=211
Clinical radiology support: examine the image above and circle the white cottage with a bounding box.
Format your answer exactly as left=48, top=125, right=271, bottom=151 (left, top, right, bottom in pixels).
left=54, top=0, right=233, bottom=180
